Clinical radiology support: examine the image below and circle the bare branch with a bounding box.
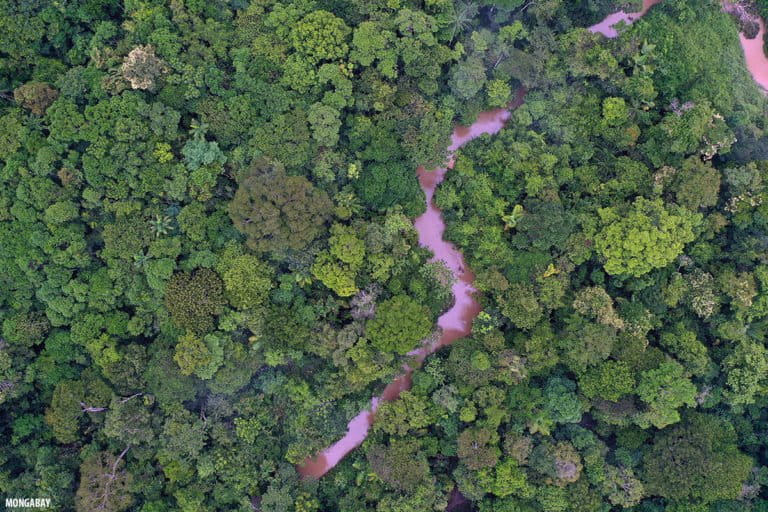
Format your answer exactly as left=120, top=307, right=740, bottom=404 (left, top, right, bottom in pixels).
left=119, top=392, right=143, bottom=403
left=97, top=446, right=130, bottom=511
left=80, top=402, right=108, bottom=413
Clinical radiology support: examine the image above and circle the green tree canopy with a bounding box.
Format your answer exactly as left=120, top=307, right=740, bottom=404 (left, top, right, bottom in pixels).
left=366, top=295, right=433, bottom=355
left=229, top=162, right=332, bottom=253
left=367, top=439, right=431, bottom=492
left=164, top=269, right=225, bottom=334
left=595, top=197, right=702, bottom=277
left=291, top=10, right=351, bottom=64
left=76, top=450, right=134, bottom=512
left=642, top=413, right=753, bottom=503
left=636, top=361, right=697, bottom=429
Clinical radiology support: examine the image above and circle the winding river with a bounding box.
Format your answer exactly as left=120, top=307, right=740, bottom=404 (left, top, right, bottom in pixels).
left=297, top=0, right=768, bottom=480
left=298, top=89, right=526, bottom=479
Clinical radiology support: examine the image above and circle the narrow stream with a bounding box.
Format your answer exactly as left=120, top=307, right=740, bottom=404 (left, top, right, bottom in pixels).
left=297, top=90, right=525, bottom=479
left=297, top=0, right=768, bottom=480
left=588, top=0, right=663, bottom=37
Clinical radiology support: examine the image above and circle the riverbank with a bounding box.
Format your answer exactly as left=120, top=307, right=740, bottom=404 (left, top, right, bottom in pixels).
left=724, top=0, right=768, bottom=90
left=298, top=90, right=525, bottom=479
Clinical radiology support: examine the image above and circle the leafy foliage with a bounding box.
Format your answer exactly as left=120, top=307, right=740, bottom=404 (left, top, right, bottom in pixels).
left=2, top=0, right=768, bottom=510
left=164, top=269, right=225, bottom=334
left=595, top=198, right=701, bottom=277
left=366, top=295, right=433, bottom=355
left=229, top=162, right=332, bottom=253
left=642, top=413, right=753, bottom=503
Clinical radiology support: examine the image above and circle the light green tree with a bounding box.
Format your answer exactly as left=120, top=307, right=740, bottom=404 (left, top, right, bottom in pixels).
left=366, top=295, right=432, bottom=354
left=349, top=21, right=397, bottom=78
left=636, top=361, right=696, bottom=428
left=290, top=10, right=350, bottom=64
left=595, top=197, right=701, bottom=277
left=308, top=102, right=341, bottom=147
left=311, top=253, right=359, bottom=297
left=173, top=332, right=211, bottom=377
left=312, top=223, right=365, bottom=297
left=721, top=341, right=768, bottom=406
left=601, top=97, right=628, bottom=127
left=217, top=249, right=274, bottom=311
left=486, top=79, right=512, bottom=108
left=579, top=361, right=635, bottom=402
left=450, top=56, right=487, bottom=100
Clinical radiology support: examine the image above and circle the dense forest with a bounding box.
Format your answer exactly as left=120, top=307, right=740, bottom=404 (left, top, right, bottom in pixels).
left=1, top=0, right=768, bottom=510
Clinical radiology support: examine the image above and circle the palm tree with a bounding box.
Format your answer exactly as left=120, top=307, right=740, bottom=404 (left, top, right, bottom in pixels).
left=189, top=120, right=209, bottom=140
left=631, top=39, right=656, bottom=76
left=132, top=251, right=150, bottom=269
left=449, top=2, right=479, bottom=41
left=150, top=214, right=174, bottom=238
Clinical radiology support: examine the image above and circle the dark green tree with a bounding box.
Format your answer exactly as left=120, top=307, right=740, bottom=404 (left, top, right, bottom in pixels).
left=164, top=269, right=225, bottom=334
left=642, top=413, right=753, bottom=503
left=229, top=162, right=332, bottom=253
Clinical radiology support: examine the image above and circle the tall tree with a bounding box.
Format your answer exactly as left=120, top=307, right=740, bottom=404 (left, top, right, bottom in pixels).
left=595, top=197, right=701, bottom=277
left=75, top=448, right=134, bottom=512
left=642, top=413, right=753, bottom=503
left=229, top=161, right=332, bottom=253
